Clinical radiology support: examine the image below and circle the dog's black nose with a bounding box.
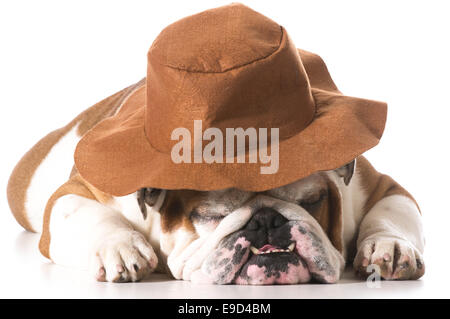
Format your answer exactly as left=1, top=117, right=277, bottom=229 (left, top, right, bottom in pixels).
left=245, top=207, right=288, bottom=231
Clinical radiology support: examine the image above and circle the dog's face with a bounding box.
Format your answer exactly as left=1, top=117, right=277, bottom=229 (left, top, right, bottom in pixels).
left=146, top=162, right=354, bottom=285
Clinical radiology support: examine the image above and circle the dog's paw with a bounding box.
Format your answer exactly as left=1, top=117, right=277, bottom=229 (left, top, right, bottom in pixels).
left=89, top=230, right=158, bottom=282
left=353, top=237, right=424, bottom=280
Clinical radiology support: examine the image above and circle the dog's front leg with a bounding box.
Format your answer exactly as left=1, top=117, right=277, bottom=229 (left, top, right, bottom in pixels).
left=353, top=195, right=425, bottom=280
left=46, top=194, right=158, bottom=282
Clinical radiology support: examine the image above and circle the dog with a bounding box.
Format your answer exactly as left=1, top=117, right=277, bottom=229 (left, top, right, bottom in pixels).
left=7, top=79, right=425, bottom=284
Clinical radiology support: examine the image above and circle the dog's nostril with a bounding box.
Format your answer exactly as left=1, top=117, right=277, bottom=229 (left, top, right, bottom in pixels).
left=273, top=215, right=286, bottom=228
left=246, top=219, right=260, bottom=231
left=245, top=207, right=288, bottom=231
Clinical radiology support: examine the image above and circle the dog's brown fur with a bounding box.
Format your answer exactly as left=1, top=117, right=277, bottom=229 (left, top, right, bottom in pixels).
left=7, top=79, right=145, bottom=232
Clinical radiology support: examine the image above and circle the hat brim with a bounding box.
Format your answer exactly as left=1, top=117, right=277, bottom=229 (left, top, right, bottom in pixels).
left=74, top=50, right=387, bottom=196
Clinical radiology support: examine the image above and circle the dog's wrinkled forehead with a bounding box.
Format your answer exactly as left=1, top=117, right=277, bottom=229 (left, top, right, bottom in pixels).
left=265, top=173, right=328, bottom=203
left=191, top=188, right=253, bottom=216
left=192, top=173, right=328, bottom=214
left=159, top=172, right=331, bottom=233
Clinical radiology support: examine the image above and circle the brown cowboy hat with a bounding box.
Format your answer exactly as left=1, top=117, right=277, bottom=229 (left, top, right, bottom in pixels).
left=74, top=3, right=387, bottom=196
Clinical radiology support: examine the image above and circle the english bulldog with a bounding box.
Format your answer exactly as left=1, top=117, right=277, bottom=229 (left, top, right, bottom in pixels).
left=7, top=80, right=425, bottom=284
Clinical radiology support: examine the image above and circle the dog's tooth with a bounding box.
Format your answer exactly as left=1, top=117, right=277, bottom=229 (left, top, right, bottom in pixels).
left=288, top=243, right=295, bottom=252
left=250, top=246, right=259, bottom=255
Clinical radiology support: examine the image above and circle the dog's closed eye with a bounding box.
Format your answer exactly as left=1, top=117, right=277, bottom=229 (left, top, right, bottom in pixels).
left=189, top=210, right=225, bottom=224
left=298, top=190, right=327, bottom=212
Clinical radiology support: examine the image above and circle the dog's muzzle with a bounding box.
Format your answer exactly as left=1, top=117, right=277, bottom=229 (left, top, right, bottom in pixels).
left=167, top=195, right=344, bottom=285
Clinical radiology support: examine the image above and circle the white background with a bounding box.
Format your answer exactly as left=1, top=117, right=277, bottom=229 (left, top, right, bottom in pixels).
left=0, top=0, right=449, bottom=298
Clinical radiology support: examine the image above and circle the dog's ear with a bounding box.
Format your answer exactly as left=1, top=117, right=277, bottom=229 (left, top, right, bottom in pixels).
left=137, top=188, right=162, bottom=219
left=335, top=159, right=356, bottom=186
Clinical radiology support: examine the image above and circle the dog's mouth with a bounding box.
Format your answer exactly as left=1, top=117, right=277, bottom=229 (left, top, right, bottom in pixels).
left=249, top=243, right=295, bottom=255
left=235, top=239, right=311, bottom=285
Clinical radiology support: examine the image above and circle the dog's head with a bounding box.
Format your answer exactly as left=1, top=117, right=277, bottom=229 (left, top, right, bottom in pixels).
left=140, top=161, right=354, bottom=285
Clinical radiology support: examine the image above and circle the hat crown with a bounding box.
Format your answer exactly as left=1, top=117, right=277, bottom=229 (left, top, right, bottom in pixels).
left=145, top=3, right=315, bottom=153
left=148, top=3, right=282, bottom=73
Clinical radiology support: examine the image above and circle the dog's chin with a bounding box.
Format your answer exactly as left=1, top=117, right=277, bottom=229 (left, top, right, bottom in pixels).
left=235, top=251, right=311, bottom=285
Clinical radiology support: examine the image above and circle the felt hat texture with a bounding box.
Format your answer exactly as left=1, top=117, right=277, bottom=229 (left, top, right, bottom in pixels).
left=74, top=3, right=387, bottom=196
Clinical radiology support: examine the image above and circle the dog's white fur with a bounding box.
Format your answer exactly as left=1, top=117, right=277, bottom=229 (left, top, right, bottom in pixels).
left=25, top=125, right=82, bottom=233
